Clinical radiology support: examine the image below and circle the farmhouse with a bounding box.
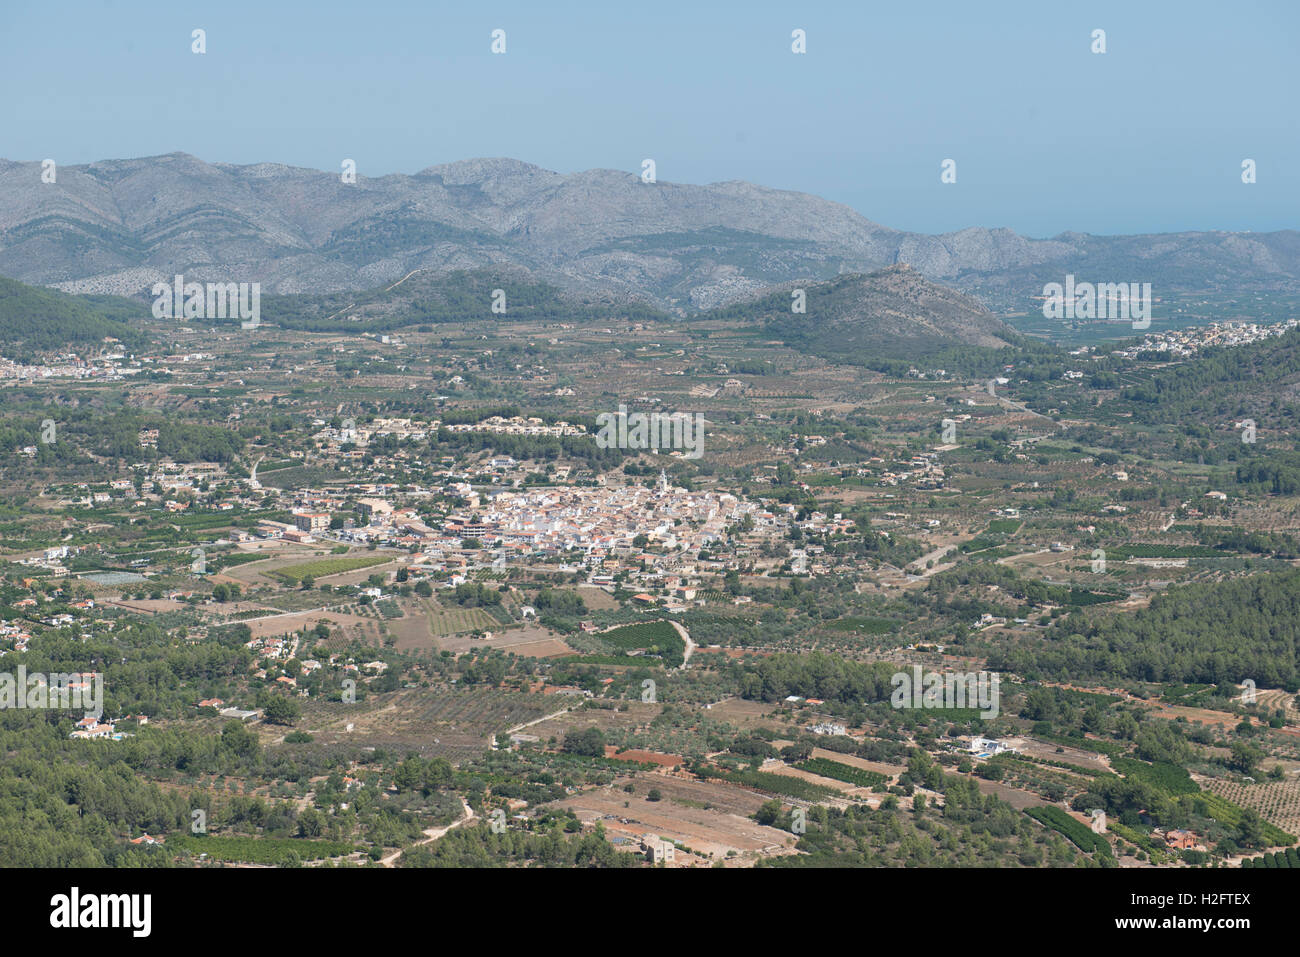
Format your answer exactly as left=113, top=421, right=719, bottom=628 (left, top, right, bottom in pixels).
left=641, top=833, right=676, bottom=864
left=808, top=722, right=848, bottom=736
left=970, top=736, right=1016, bottom=755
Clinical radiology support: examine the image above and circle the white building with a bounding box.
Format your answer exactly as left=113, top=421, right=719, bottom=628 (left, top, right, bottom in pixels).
left=642, top=834, right=676, bottom=864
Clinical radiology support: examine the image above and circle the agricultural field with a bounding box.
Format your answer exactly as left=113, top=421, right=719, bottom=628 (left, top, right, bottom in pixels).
left=427, top=604, right=503, bottom=637
left=571, top=620, right=687, bottom=667
left=270, top=555, right=395, bottom=584
left=794, top=757, right=887, bottom=789
left=1111, top=758, right=1199, bottom=795
left=1025, top=806, right=1112, bottom=857
left=524, top=702, right=662, bottom=744
left=1201, top=776, right=1300, bottom=844
left=7, top=173, right=1300, bottom=882
left=1242, top=848, right=1300, bottom=867
left=555, top=774, right=800, bottom=865
left=297, top=687, right=556, bottom=763
left=694, top=765, right=840, bottom=802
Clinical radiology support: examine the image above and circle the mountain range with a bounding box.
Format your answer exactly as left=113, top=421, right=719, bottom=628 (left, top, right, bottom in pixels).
left=3, top=153, right=1298, bottom=314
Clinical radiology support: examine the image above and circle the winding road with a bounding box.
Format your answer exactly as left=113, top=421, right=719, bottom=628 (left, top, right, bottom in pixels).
left=669, top=619, right=696, bottom=669
left=379, top=798, right=475, bottom=867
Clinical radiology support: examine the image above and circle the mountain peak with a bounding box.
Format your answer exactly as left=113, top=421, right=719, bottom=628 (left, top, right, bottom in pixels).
left=1, top=154, right=1298, bottom=310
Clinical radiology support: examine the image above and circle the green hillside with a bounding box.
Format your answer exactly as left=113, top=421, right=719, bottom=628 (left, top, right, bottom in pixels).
left=0, top=275, right=148, bottom=354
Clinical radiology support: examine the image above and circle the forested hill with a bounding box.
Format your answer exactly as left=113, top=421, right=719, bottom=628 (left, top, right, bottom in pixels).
left=708, top=264, right=1017, bottom=362
left=0, top=275, right=148, bottom=356
left=1115, top=326, right=1300, bottom=426
left=992, top=569, right=1300, bottom=688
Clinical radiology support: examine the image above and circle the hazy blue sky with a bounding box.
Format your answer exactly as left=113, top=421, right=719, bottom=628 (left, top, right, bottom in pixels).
left=3, top=0, right=1295, bottom=236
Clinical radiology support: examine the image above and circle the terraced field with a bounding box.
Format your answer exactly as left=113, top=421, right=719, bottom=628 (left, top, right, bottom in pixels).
left=1201, top=775, right=1300, bottom=843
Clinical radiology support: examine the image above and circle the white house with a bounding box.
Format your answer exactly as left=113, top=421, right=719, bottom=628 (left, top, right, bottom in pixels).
left=970, top=736, right=1015, bottom=755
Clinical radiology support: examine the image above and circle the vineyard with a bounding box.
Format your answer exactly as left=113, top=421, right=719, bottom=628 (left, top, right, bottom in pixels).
left=991, top=755, right=1093, bottom=804
left=271, top=555, right=393, bottom=583
left=1200, top=779, right=1300, bottom=845
left=696, top=766, right=839, bottom=802
left=205, top=551, right=270, bottom=572
left=1024, top=806, right=1112, bottom=856
left=795, top=757, right=886, bottom=788
left=1161, top=684, right=1220, bottom=707
left=1030, top=731, right=1130, bottom=758
left=1107, top=544, right=1227, bottom=559
left=1013, top=754, right=1110, bottom=778
left=591, top=621, right=686, bottom=666
left=1112, top=758, right=1199, bottom=795
left=427, top=604, right=501, bottom=636
left=1241, top=848, right=1300, bottom=867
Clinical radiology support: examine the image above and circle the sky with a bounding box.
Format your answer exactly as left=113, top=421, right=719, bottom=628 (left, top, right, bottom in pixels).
left=2, top=0, right=1296, bottom=237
